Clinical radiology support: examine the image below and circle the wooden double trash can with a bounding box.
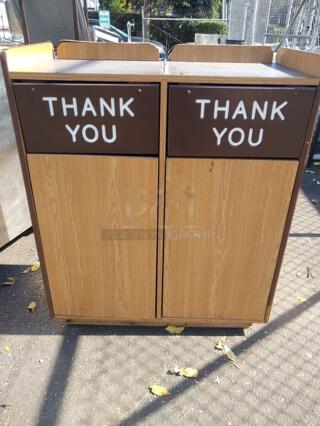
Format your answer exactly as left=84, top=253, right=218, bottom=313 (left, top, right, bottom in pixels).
left=2, top=42, right=320, bottom=327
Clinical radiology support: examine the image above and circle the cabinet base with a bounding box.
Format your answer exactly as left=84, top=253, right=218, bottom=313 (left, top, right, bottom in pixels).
left=63, top=317, right=254, bottom=328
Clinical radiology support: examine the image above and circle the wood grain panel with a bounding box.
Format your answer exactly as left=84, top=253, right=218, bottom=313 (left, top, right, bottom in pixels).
left=4, top=42, right=54, bottom=71
left=168, top=44, right=273, bottom=63
left=27, top=155, right=158, bottom=319
left=57, top=41, right=160, bottom=61
left=276, top=47, right=320, bottom=78
left=163, top=159, right=298, bottom=321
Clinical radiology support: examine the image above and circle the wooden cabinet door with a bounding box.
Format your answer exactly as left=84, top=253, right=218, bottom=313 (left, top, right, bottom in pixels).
left=163, top=159, right=298, bottom=321
left=28, top=155, right=158, bottom=320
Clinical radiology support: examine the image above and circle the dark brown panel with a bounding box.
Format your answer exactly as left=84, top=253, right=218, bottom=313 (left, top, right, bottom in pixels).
left=168, top=85, right=316, bottom=158
left=13, top=83, right=159, bottom=155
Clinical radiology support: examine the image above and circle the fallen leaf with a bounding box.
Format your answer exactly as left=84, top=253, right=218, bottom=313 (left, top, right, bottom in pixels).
left=149, top=384, right=170, bottom=396
left=215, top=336, right=227, bottom=350
left=22, top=267, right=31, bottom=274
left=3, top=345, right=10, bottom=353
left=215, top=376, right=220, bottom=384
left=27, top=301, right=37, bottom=312
left=179, top=368, right=198, bottom=378
left=30, top=261, right=40, bottom=272
left=165, top=325, right=185, bottom=335
left=224, top=345, right=237, bottom=363
left=296, top=296, right=307, bottom=303
left=0, top=277, right=16, bottom=287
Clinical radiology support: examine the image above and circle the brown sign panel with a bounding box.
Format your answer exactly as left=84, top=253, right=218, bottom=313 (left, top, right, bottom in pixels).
left=168, top=85, right=316, bottom=159
left=13, top=83, right=160, bottom=155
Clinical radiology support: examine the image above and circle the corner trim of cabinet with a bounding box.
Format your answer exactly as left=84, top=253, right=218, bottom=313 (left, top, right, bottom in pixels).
left=264, top=85, right=320, bottom=321
left=156, top=79, right=168, bottom=318
left=0, top=51, right=55, bottom=317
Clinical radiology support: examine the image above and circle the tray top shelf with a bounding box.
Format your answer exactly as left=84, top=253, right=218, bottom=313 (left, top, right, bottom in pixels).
left=7, top=58, right=319, bottom=86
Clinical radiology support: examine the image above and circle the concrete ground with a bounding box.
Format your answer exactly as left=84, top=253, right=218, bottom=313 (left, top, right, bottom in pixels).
left=0, top=167, right=319, bottom=426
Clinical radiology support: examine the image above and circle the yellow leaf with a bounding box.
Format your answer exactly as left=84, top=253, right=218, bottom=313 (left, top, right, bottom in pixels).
left=296, top=296, right=307, bottom=303
left=165, top=325, right=185, bottom=335
left=224, top=345, right=237, bottom=363
left=4, top=345, right=10, bottom=353
left=27, top=301, right=37, bottom=312
left=149, top=384, right=170, bottom=396
left=30, top=261, right=40, bottom=272
left=1, top=277, right=16, bottom=286
left=215, top=336, right=227, bottom=350
left=179, top=368, right=198, bottom=378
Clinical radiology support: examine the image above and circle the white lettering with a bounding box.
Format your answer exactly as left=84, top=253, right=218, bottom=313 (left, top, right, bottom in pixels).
left=102, top=124, right=117, bottom=143
left=212, top=127, right=228, bottom=145
left=100, top=97, right=116, bottom=117
left=119, top=97, right=134, bottom=117
left=42, top=97, right=57, bottom=117
left=82, top=124, right=99, bottom=143
left=213, top=100, right=230, bottom=119
left=232, top=100, right=247, bottom=120
left=251, top=100, right=268, bottom=120
left=65, top=124, right=80, bottom=143
left=248, top=128, right=264, bottom=146
left=82, top=97, right=97, bottom=117
left=228, top=128, right=245, bottom=146
left=271, top=101, right=287, bottom=121
left=62, top=97, right=78, bottom=117
left=196, top=99, right=211, bottom=119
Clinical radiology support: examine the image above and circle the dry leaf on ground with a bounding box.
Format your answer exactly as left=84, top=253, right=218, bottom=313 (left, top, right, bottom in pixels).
left=0, top=277, right=16, bottom=287
left=215, top=336, right=238, bottom=365
left=27, top=301, right=37, bottom=312
left=23, top=261, right=40, bottom=274
left=3, top=345, right=10, bottom=353
left=179, top=368, right=198, bottom=378
left=30, top=261, right=40, bottom=272
left=296, top=296, right=307, bottom=303
left=224, top=345, right=237, bottom=363
left=165, top=325, right=185, bottom=335
left=149, top=384, right=170, bottom=396
left=215, top=336, right=227, bottom=350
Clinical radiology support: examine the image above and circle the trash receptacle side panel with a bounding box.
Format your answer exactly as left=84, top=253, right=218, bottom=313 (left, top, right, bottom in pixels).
left=27, top=154, right=158, bottom=320
left=14, top=83, right=160, bottom=156
left=163, top=158, right=298, bottom=321
left=168, top=85, right=316, bottom=159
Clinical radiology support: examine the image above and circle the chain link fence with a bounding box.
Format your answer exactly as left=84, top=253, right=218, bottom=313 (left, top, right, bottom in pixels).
left=142, top=7, right=227, bottom=53
left=228, top=0, right=320, bottom=51
left=264, top=0, right=320, bottom=50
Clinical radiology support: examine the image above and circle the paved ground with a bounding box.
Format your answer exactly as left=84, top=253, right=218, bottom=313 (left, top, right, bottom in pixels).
left=0, top=167, right=319, bottom=426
